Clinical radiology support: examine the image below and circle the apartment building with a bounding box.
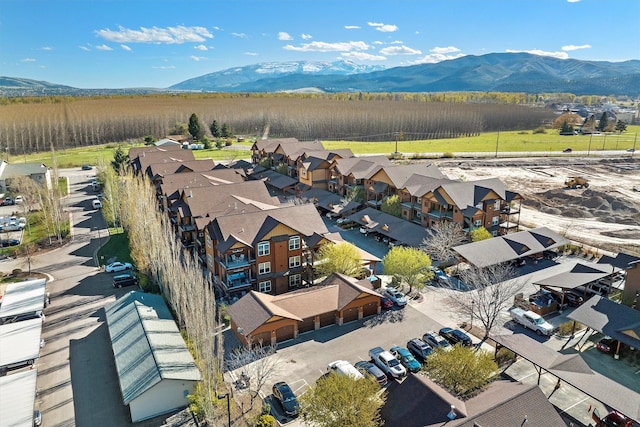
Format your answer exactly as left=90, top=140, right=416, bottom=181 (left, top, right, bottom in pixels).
left=205, top=203, right=333, bottom=298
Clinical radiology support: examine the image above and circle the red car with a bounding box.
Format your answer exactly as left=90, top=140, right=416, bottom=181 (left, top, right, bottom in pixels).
left=380, top=297, right=393, bottom=310
left=592, top=410, right=633, bottom=427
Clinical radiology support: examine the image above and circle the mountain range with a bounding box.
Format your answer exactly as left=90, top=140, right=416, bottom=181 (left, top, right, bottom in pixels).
left=2, top=53, right=639, bottom=97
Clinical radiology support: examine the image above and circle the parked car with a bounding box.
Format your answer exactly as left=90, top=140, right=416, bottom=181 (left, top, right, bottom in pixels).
left=336, top=218, right=352, bottom=225
left=430, top=267, right=452, bottom=286
left=382, top=287, right=407, bottom=307
left=92, top=199, right=102, bottom=209
left=272, top=381, right=300, bottom=418
left=562, top=148, right=573, bottom=153
left=510, top=308, right=555, bottom=336
left=390, top=345, right=421, bottom=373
left=422, top=331, right=453, bottom=352
left=105, top=261, right=133, bottom=273
left=439, top=327, right=472, bottom=347
left=592, top=409, right=633, bottom=427
left=563, top=291, right=584, bottom=307
left=1, top=196, right=14, bottom=206
left=406, top=338, right=433, bottom=362
left=113, top=273, right=139, bottom=288
left=327, top=360, right=365, bottom=380
left=380, top=296, right=393, bottom=310
left=595, top=336, right=628, bottom=355
left=369, top=347, right=407, bottom=379
left=34, top=410, right=42, bottom=426
left=354, top=360, right=388, bottom=387
left=0, top=238, right=20, bottom=247
left=359, top=227, right=368, bottom=234
left=14, top=195, right=23, bottom=204
left=81, top=164, right=93, bottom=170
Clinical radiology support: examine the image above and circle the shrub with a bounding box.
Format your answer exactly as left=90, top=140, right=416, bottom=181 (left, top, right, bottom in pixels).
left=256, top=414, right=275, bottom=427
left=442, top=152, right=455, bottom=158
left=532, top=127, right=547, bottom=134
left=495, top=348, right=517, bottom=367
left=262, top=403, right=271, bottom=415
left=558, top=320, right=584, bottom=336
left=225, top=139, right=233, bottom=146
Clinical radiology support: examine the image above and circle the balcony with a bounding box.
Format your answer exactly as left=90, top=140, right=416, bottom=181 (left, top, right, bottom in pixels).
left=219, top=254, right=254, bottom=269
left=428, top=210, right=453, bottom=219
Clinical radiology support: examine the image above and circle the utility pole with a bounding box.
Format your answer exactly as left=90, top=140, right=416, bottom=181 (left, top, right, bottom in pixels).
left=495, top=130, right=500, bottom=158
left=394, top=132, right=399, bottom=155
left=587, top=133, right=593, bottom=157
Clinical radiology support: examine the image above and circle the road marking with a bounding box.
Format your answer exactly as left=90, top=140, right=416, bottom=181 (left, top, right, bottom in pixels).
left=558, top=396, right=589, bottom=414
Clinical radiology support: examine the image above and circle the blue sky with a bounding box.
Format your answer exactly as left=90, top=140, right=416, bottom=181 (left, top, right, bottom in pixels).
left=1, top=0, right=639, bottom=89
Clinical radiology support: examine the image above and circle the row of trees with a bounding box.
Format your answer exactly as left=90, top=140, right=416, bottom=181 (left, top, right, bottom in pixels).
left=553, top=112, right=629, bottom=135
left=0, top=95, right=555, bottom=155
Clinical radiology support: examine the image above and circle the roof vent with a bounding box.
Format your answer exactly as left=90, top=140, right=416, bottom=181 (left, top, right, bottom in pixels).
left=188, top=190, right=193, bottom=198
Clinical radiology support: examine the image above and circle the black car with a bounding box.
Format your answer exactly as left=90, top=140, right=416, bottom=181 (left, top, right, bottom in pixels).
left=439, top=327, right=472, bottom=347
left=406, top=338, right=433, bottom=362
left=272, top=382, right=299, bottom=418
left=81, top=164, right=93, bottom=170
left=563, top=291, right=584, bottom=307
left=0, top=239, right=20, bottom=247
left=112, top=273, right=139, bottom=288
left=354, top=360, right=388, bottom=386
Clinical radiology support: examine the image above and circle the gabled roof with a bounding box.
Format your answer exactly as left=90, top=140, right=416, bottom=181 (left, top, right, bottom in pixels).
left=0, top=278, right=46, bottom=319
left=298, top=187, right=361, bottom=215
left=436, top=178, right=512, bottom=210
left=348, top=207, right=433, bottom=247
left=533, top=262, right=610, bottom=290
left=158, top=169, right=245, bottom=202
left=598, top=252, right=640, bottom=270
left=148, top=159, right=216, bottom=179
left=132, top=150, right=196, bottom=176
left=128, top=144, right=183, bottom=161
left=568, top=295, right=640, bottom=353
left=331, top=157, right=391, bottom=179
left=210, top=203, right=329, bottom=253
left=248, top=169, right=298, bottom=190
left=382, top=374, right=565, bottom=427
left=105, top=292, right=201, bottom=405
left=174, top=180, right=279, bottom=219
left=402, top=174, right=452, bottom=197
left=0, top=162, right=49, bottom=180
left=453, top=227, right=570, bottom=268
left=228, top=273, right=381, bottom=335
left=251, top=137, right=300, bottom=153
left=369, top=163, right=445, bottom=188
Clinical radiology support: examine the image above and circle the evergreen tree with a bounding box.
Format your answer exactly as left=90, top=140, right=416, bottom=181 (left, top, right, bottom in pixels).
left=615, top=120, right=627, bottom=133
left=220, top=123, right=231, bottom=138
left=188, top=113, right=203, bottom=140
left=111, top=146, right=128, bottom=173
left=559, top=120, right=574, bottom=135
left=209, top=120, right=220, bottom=138
left=598, top=112, right=609, bottom=132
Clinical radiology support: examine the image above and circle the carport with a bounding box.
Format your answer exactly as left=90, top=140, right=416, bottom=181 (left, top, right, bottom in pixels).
left=492, top=333, right=640, bottom=423
left=567, top=295, right=640, bottom=359
left=532, top=262, right=611, bottom=305
left=347, top=207, right=432, bottom=247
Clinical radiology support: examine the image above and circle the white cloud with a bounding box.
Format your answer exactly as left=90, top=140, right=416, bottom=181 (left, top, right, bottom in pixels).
left=21, top=58, right=36, bottom=62
left=283, top=40, right=369, bottom=52
left=96, top=25, right=213, bottom=44
left=340, top=51, right=386, bottom=61
left=41, top=46, right=53, bottom=51
left=190, top=55, right=206, bottom=61
left=79, top=46, right=91, bottom=51
left=390, top=40, right=403, bottom=45
left=344, top=25, right=360, bottom=30
left=413, top=53, right=466, bottom=64
left=506, top=49, right=569, bottom=59
left=562, top=44, right=591, bottom=51
left=152, top=65, right=176, bottom=69
left=194, top=44, right=208, bottom=51
left=301, top=33, right=312, bottom=40
left=373, top=41, right=383, bottom=45
left=368, top=22, right=398, bottom=32
left=245, top=52, right=258, bottom=56
left=431, top=46, right=461, bottom=54
left=120, top=44, right=132, bottom=51
left=96, top=44, right=113, bottom=51
left=379, top=45, right=422, bottom=55
left=567, top=0, right=580, bottom=2
left=278, top=32, right=293, bottom=41
left=232, top=32, right=247, bottom=38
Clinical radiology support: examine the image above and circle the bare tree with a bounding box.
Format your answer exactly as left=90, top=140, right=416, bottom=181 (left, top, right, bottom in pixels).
left=444, top=262, right=526, bottom=341
left=224, top=340, right=280, bottom=413
left=421, top=221, right=466, bottom=264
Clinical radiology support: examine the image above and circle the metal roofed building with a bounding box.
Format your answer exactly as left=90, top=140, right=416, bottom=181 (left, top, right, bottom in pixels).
left=105, top=291, right=201, bottom=423
left=0, top=318, right=43, bottom=372
left=0, top=278, right=47, bottom=323
left=0, top=369, right=38, bottom=427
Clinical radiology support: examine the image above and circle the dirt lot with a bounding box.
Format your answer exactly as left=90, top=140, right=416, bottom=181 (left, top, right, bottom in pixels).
left=436, top=156, right=640, bottom=255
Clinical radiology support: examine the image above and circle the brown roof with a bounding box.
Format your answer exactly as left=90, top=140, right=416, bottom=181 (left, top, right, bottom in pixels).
left=228, top=273, right=381, bottom=335
left=128, top=144, right=183, bottom=160
left=158, top=169, right=245, bottom=202
left=332, top=157, right=389, bottom=179
left=148, top=159, right=216, bottom=179
left=383, top=375, right=565, bottom=427
left=251, top=137, right=300, bottom=153
left=133, top=150, right=196, bottom=176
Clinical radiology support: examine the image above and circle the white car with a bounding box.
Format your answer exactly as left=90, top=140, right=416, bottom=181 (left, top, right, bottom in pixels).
left=105, top=262, right=133, bottom=273
left=14, top=195, right=23, bottom=204
left=383, top=287, right=407, bottom=307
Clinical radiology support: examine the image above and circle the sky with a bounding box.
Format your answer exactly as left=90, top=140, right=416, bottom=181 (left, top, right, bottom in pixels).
left=1, top=0, right=639, bottom=89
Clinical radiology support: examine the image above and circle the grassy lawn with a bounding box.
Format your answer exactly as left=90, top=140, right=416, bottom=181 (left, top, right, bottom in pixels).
left=96, top=230, right=132, bottom=267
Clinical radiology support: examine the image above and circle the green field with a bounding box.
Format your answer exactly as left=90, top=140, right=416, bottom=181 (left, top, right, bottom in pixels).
left=9, top=126, right=639, bottom=167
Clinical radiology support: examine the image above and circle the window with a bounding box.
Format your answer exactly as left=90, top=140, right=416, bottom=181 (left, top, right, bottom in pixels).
left=492, top=230, right=498, bottom=237
left=289, top=255, right=301, bottom=268
left=473, top=219, right=482, bottom=227
left=416, top=197, right=422, bottom=204
left=300, top=168, right=307, bottom=177
left=492, top=216, right=499, bottom=226
left=257, top=241, right=270, bottom=256
left=206, top=235, right=212, bottom=248
left=289, top=235, right=300, bottom=250
left=207, top=254, right=213, bottom=266
left=494, top=200, right=501, bottom=210
left=258, top=262, right=271, bottom=275
left=289, top=274, right=302, bottom=287
left=259, top=281, right=272, bottom=293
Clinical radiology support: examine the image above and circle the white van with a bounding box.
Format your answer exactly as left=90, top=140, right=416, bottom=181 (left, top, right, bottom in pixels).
left=92, top=199, right=102, bottom=209
left=327, top=360, right=365, bottom=380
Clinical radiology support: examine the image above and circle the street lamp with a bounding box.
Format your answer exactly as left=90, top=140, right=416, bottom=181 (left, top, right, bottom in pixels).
left=217, top=392, right=231, bottom=427
left=470, top=300, right=475, bottom=329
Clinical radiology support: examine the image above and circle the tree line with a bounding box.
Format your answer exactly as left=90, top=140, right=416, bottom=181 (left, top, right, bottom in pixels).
left=0, top=94, right=555, bottom=155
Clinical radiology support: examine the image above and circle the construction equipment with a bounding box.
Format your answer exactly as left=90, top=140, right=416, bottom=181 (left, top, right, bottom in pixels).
left=565, top=176, right=589, bottom=189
